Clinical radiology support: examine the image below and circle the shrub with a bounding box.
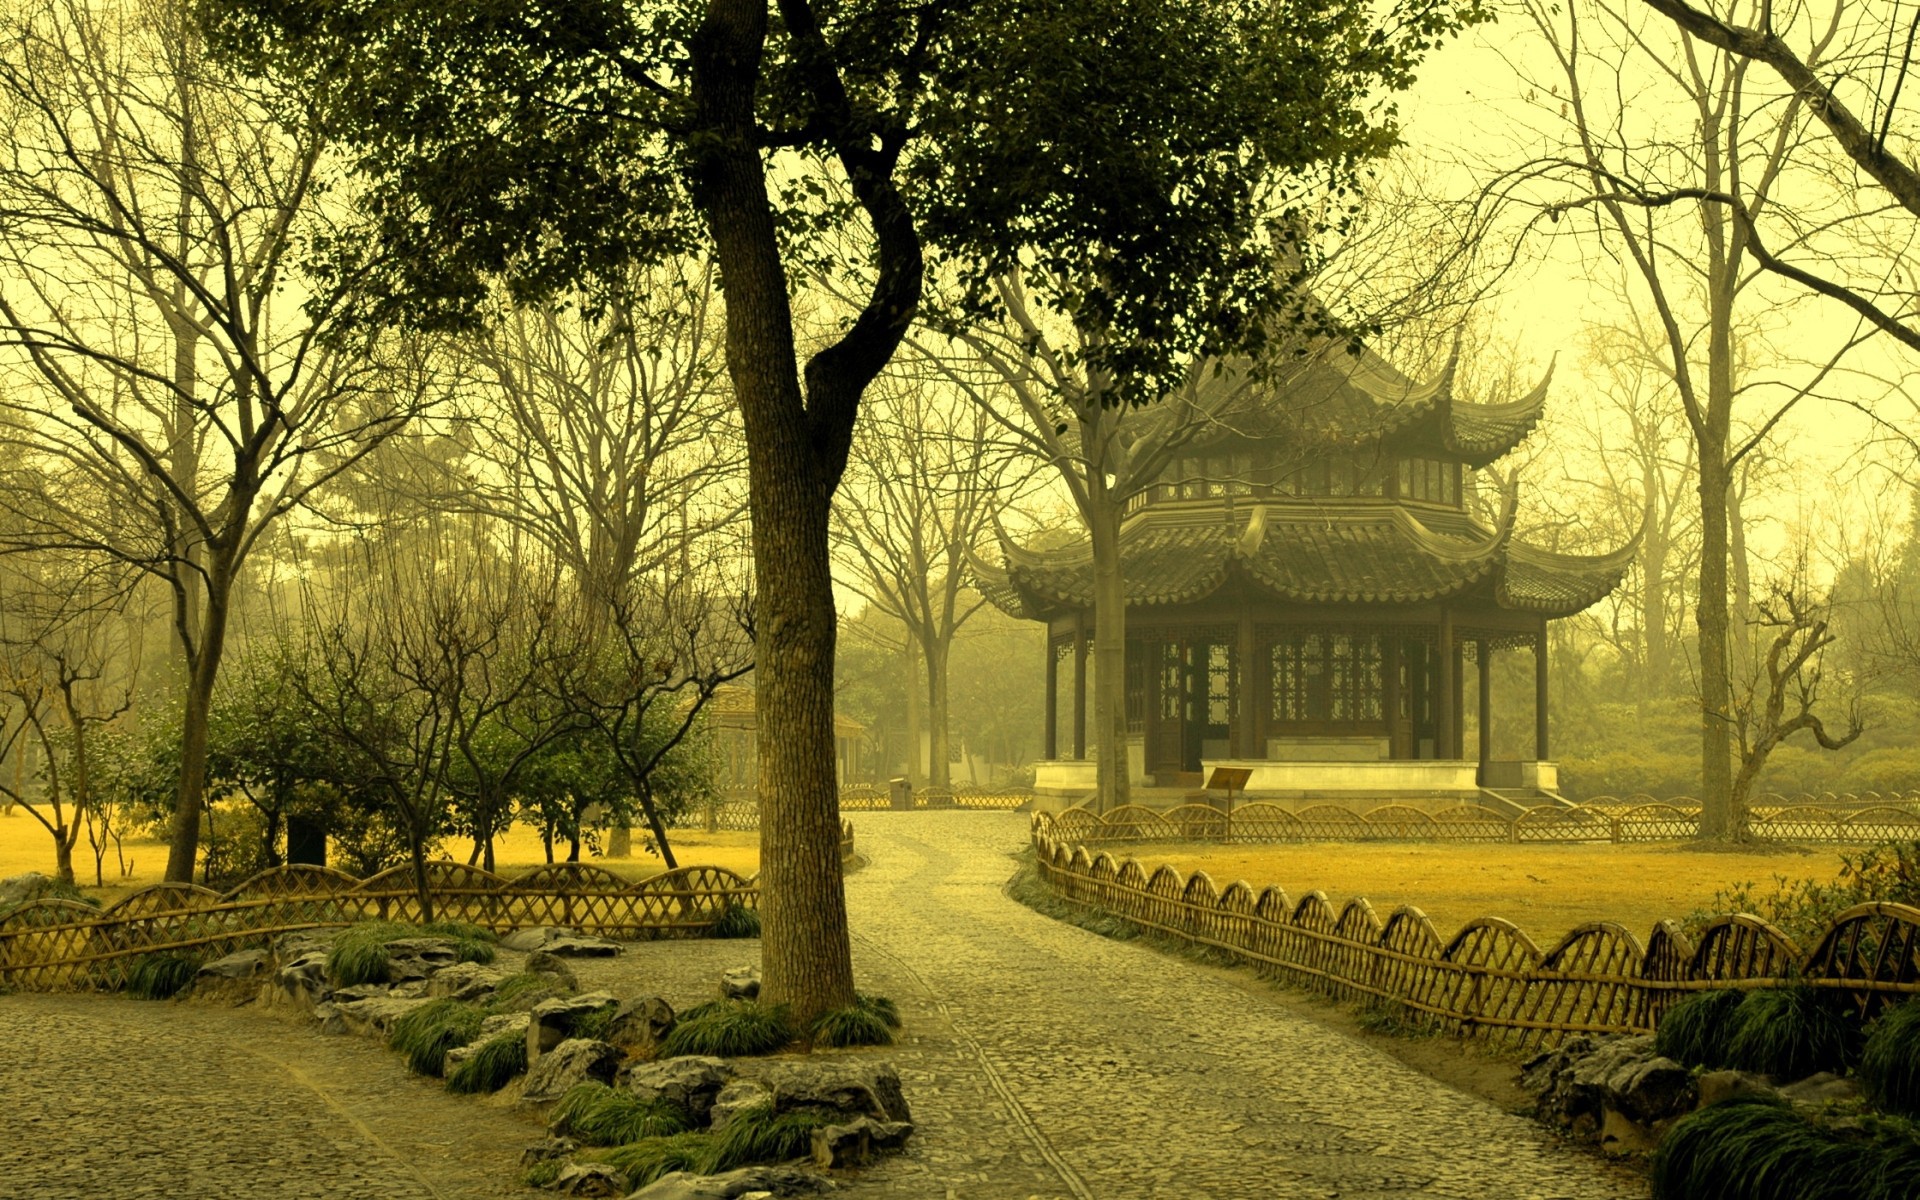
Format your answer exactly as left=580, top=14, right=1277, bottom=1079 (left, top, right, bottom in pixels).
left=1688, top=839, right=1920, bottom=948
left=592, top=1133, right=710, bottom=1189
left=487, top=971, right=565, bottom=1010
left=657, top=1000, right=794, bottom=1058
left=550, top=1082, right=689, bottom=1146
left=389, top=998, right=485, bottom=1076
left=445, top=1032, right=527, bottom=1094
left=1653, top=1102, right=1920, bottom=1200
left=1653, top=1100, right=1869, bottom=1200
left=811, top=1003, right=894, bottom=1048
left=1724, top=985, right=1859, bottom=1079
left=710, top=901, right=761, bottom=939
left=1861, top=1001, right=1920, bottom=1118
left=122, top=953, right=200, bottom=1000
left=697, top=1102, right=835, bottom=1172
left=856, top=992, right=901, bottom=1028
left=1655, top=989, right=1745, bottom=1068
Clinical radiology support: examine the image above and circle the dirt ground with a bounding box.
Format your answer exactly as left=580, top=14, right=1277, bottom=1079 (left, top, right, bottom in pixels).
left=1121, top=838, right=1849, bottom=947
left=0, top=804, right=758, bottom=906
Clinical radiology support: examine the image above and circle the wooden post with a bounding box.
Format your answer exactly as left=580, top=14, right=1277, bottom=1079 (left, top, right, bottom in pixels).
left=1044, top=634, right=1059, bottom=760
left=1237, top=614, right=1257, bottom=759
left=1535, top=626, right=1550, bottom=761
left=1072, top=611, right=1088, bottom=760
left=1476, top=639, right=1492, bottom=784
left=1436, top=610, right=1454, bottom=760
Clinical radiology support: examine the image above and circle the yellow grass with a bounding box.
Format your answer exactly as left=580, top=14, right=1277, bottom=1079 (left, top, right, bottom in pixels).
left=1125, top=840, right=1852, bottom=948
left=0, top=803, right=757, bottom=909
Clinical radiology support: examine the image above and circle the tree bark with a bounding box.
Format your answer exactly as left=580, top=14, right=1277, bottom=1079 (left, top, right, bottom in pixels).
left=1696, top=421, right=1735, bottom=837
left=903, top=645, right=923, bottom=786
left=1086, top=483, right=1131, bottom=813
left=164, top=566, right=235, bottom=881
left=925, top=637, right=950, bottom=788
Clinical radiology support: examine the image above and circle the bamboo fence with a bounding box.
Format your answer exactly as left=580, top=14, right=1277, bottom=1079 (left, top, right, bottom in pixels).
left=1030, top=817, right=1920, bottom=1047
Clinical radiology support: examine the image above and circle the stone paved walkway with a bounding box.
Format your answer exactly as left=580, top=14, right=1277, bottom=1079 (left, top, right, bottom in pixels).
left=0, top=993, right=540, bottom=1199
left=835, top=811, right=1642, bottom=1200
left=0, top=812, right=1644, bottom=1200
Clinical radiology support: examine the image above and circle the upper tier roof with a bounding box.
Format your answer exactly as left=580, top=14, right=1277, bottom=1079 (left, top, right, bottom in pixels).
left=973, top=496, right=1636, bottom=622
left=1215, top=341, right=1549, bottom=469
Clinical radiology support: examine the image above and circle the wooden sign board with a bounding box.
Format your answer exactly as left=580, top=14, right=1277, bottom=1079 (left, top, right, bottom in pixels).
left=1205, top=767, right=1253, bottom=793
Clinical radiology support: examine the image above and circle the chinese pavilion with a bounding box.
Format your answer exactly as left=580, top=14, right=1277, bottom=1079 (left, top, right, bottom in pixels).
left=974, top=345, right=1636, bottom=807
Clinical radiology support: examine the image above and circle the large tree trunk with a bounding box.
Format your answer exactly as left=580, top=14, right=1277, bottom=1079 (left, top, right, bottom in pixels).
left=690, top=0, right=856, bottom=1027
left=1086, top=487, right=1131, bottom=813
left=1696, top=433, right=1735, bottom=836
left=903, top=646, right=924, bottom=786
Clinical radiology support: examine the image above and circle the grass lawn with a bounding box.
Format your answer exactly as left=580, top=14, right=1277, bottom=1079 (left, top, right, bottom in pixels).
left=0, top=804, right=757, bottom=909
left=1121, top=839, right=1851, bottom=949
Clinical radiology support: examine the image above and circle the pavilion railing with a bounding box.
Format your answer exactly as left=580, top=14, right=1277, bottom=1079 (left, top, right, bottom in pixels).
left=1038, top=796, right=1920, bottom=847
left=1029, top=817, right=1920, bottom=1048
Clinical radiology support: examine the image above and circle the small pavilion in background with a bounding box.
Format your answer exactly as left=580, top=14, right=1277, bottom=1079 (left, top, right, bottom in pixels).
left=974, top=344, right=1635, bottom=811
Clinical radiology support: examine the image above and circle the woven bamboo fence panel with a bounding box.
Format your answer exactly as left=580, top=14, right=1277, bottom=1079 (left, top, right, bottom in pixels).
left=0, top=858, right=767, bottom=992
left=1030, top=818, right=1920, bottom=1047
left=1039, top=795, right=1920, bottom=846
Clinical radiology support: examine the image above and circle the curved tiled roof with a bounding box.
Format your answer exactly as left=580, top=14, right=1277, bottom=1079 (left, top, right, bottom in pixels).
left=976, top=496, right=1633, bottom=621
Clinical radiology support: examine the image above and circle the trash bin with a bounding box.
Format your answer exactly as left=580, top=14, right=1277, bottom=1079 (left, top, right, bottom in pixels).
left=889, top=776, right=914, bottom=810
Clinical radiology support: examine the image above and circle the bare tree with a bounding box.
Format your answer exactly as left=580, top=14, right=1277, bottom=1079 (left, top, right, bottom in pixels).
left=1510, top=0, right=1871, bottom=836
left=833, top=377, right=1015, bottom=788
left=1729, top=581, right=1863, bottom=824
left=0, top=0, right=431, bottom=881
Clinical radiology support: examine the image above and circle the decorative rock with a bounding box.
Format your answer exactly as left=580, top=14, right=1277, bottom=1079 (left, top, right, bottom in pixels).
left=312, top=1002, right=347, bottom=1036
left=380, top=937, right=460, bottom=983
left=527, top=992, right=619, bottom=1062
left=502, top=927, right=574, bottom=953
left=1597, top=1108, right=1655, bottom=1157
left=766, top=1061, right=911, bottom=1124
left=708, top=1079, right=774, bottom=1132
left=330, top=982, right=393, bottom=1004
left=0, top=871, right=54, bottom=908
left=1695, top=1070, right=1778, bottom=1109
left=720, top=967, right=761, bottom=1001
left=526, top=951, right=581, bottom=993
left=429, top=961, right=507, bottom=1001
left=810, top=1117, right=912, bottom=1168
left=332, top=995, right=431, bottom=1038
left=540, top=935, right=622, bottom=958
left=274, top=951, right=333, bottom=1010
left=625, top=1166, right=829, bottom=1200
left=621, top=1056, right=734, bottom=1124
left=1778, top=1071, right=1863, bottom=1107
left=273, top=930, right=335, bottom=962
left=601, top=996, right=675, bottom=1056
left=520, top=1136, right=577, bottom=1166
left=541, top=1162, right=627, bottom=1197
left=189, top=949, right=269, bottom=1005
left=1597, top=1053, right=1695, bottom=1123
left=1527, top=1034, right=1692, bottom=1130
left=521, top=1038, right=621, bottom=1104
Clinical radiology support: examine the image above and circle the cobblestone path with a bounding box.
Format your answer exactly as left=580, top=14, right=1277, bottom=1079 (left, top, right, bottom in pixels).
left=837, top=811, right=1641, bottom=1200
left=0, top=993, right=539, bottom=1200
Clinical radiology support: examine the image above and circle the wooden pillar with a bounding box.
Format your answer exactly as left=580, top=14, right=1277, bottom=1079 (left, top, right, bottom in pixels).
left=1044, top=634, right=1059, bottom=759
left=1237, top=614, right=1257, bottom=759
left=1535, top=625, right=1550, bottom=761
left=1072, top=611, right=1088, bottom=759
left=1436, top=609, right=1454, bottom=760
left=1476, top=639, right=1492, bottom=784
left=1452, top=640, right=1466, bottom=759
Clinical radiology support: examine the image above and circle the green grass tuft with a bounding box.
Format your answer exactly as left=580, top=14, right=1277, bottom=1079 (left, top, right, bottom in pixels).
left=855, top=992, right=901, bottom=1028
left=421, top=920, right=497, bottom=964
left=1861, top=1001, right=1920, bottom=1118
left=697, top=1102, right=836, bottom=1172
left=568, top=1002, right=622, bottom=1043
left=709, top=900, right=761, bottom=939
left=389, top=998, right=486, bottom=1076
left=1653, top=1099, right=1871, bottom=1200
left=1725, top=985, right=1859, bottom=1079
left=519, top=1159, right=563, bottom=1189
left=326, top=920, right=497, bottom=986
left=811, top=1003, right=895, bottom=1048
left=591, top=1133, right=710, bottom=1188
left=657, top=1000, right=795, bottom=1058
left=445, top=1031, right=527, bottom=1094
left=122, top=953, right=200, bottom=1000
left=486, top=970, right=565, bottom=1010
left=550, top=1082, right=690, bottom=1146
left=1656, top=989, right=1745, bottom=1068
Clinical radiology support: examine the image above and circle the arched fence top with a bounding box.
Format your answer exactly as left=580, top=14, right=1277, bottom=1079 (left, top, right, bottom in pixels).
left=1541, top=921, right=1645, bottom=973
left=356, top=861, right=508, bottom=894
left=101, top=882, right=222, bottom=917
left=221, top=864, right=362, bottom=901
left=1441, top=916, right=1544, bottom=969
left=503, top=863, right=635, bottom=893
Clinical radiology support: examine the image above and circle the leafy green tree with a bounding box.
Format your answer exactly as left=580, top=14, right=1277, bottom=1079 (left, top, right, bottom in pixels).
left=208, top=0, right=1486, bottom=1021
